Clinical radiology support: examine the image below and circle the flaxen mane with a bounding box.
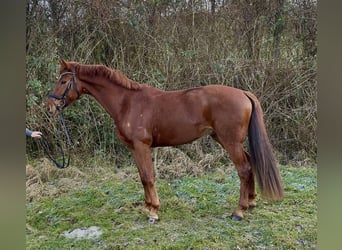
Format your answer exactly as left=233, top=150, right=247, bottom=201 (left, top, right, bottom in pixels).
left=78, top=64, right=142, bottom=90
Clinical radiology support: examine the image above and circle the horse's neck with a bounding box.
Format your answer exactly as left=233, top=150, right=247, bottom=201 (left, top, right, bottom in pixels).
left=82, top=76, right=132, bottom=121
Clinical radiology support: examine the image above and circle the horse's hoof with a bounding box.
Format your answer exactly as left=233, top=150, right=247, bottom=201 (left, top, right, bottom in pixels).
left=231, top=214, right=243, bottom=221
left=148, top=217, right=157, bottom=224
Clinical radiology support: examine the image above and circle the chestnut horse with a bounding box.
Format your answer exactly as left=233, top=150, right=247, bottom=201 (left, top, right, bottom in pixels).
left=47, top=59, right=283, bottom=222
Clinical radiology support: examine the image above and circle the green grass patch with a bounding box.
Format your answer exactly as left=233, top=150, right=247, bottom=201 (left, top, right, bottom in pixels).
left=26, top=166, right=316, bottom=249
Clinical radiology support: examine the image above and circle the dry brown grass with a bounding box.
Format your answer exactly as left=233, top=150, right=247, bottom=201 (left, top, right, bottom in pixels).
left=26, top=158, right=88, bottom=202
left=26, top=137, right=237, bottom=202
left=153, top=140, right=231, bottom=180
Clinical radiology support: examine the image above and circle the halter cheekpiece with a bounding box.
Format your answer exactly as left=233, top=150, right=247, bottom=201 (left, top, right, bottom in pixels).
left=48, top=67, right=79, bottom=109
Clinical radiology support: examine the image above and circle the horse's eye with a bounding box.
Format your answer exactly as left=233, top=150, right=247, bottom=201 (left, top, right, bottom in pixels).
left=61, top=80, right=66, bottom=84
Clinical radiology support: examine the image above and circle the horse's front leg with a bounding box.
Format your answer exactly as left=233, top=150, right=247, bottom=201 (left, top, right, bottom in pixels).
left=131, top=141, right=160, bottom=223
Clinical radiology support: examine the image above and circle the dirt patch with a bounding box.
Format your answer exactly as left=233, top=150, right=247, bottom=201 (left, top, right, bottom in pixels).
left=61, top=226, right=103, bottom=240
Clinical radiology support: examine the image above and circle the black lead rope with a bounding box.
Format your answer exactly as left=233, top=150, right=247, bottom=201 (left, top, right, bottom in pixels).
left=39, top=110, right=71, bottom=169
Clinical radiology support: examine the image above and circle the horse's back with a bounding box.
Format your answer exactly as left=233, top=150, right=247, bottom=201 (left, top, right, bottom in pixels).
left=144, top=84, right=252, bottom=146
left=147, top=84, right=252, bottom=123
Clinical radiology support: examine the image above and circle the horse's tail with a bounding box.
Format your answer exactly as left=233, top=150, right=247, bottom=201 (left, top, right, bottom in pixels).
left=244, top=91, right=284, bottom=201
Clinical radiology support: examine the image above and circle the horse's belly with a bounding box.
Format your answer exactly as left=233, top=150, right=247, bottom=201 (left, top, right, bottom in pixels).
left=151, top=125, right=213, bottom=147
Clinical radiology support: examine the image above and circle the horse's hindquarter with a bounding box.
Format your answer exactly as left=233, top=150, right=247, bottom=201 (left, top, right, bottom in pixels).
left=150, top=85, right=252, bottom=146
left=205, top=85, right=252, bottom=127
left=207, top=85, right=252, bottom=143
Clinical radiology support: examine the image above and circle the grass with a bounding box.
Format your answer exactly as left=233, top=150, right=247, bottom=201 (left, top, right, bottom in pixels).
left=26, top=164, right=317, bottom=249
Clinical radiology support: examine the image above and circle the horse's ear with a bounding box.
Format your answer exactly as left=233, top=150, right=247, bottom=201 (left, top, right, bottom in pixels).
left=59, top=58, right=68, bottom=68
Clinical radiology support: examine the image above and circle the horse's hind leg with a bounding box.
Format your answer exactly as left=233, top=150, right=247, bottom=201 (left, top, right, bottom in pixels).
left=226, top=143, right=256, bottom=220
left=244, top=152, right=257, bottom=208
left=212, top=133, right=256, bottom=220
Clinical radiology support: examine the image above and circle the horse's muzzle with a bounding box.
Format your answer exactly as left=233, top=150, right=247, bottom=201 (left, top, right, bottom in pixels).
left=46, top=98, right=59, bottom=116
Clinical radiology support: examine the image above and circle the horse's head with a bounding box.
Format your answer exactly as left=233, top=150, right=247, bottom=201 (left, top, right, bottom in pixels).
left=47, top=59, right=81, bottom=116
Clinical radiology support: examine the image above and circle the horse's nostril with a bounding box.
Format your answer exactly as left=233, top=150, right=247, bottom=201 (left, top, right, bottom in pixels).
left=47, top=105, right=55, bottom=116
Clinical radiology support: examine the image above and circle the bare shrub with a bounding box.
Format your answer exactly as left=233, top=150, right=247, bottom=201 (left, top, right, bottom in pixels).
left=26, top=0, right=317, bottom=167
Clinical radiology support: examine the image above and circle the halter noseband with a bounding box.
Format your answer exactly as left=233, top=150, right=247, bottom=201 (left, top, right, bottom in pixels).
left=48, top=67, right=80, bottom=110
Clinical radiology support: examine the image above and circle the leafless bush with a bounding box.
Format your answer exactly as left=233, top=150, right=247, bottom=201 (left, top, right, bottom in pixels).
left=26, top=0, right=317, bottom=167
